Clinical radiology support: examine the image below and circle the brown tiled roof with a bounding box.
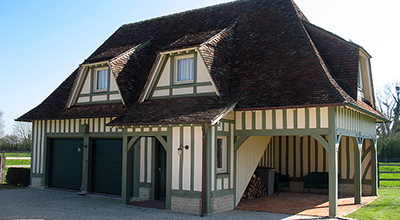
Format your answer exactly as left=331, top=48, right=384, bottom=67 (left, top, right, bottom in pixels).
left=109, top=96, right=240, bottom=126
left=17, top=0, right=384, bottom=124
left=161, top=29, right=223, bottom=51
left=304, top=22, right=360, bottom=100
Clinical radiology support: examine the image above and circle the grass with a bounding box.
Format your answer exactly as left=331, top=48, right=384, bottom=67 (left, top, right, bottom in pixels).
left=346, top=188, right=400, bottom=220
left=379, top=163, right=400, bottom=187
left=5, top=159, right=31, bottom=166
left=2, top=152, right=31, bottom=157
left=346, top=163, right=400, bottom=219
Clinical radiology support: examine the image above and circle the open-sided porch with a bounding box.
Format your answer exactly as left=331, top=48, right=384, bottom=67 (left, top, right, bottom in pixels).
left=234, top=106, right=380, bottom=217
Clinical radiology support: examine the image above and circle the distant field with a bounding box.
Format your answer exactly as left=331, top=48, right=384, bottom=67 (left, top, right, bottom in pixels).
left=2, top=152, right=31, bottom=157
left=6, top=159, right=31, bottom=166
left=379, top=163, right=400, bottom=187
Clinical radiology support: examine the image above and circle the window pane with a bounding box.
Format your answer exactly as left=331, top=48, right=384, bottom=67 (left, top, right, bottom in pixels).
left=97, top=69, right=108, bottom=90
left=217, top=138, right=222, bottom=169
left=178, top=58, right=193, bottom=81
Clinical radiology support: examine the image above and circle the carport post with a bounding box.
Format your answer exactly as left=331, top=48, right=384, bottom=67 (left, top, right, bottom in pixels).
left=354, top=137, right=363, bottom=204
left=121, top=128, right=131, bottom=204
left=328, top=147, right=338, bottom=216
left=328, top=131, right=340, bottom=217
left=371, top=139, right=378, bottom=196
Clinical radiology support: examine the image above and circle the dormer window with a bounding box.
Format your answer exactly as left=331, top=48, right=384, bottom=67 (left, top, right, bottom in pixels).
left=175, top=54, right=194, bottom=84
left=357, top=60, right=365, bottom=100
left=94, top=67, right=109, bottom=92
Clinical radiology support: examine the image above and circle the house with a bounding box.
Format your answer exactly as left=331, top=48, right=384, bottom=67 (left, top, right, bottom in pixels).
left=17, top=0, right=387, bottom=217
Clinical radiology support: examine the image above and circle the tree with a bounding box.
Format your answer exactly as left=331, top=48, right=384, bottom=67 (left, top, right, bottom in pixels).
left=0, top=110, right=4, bottom=138
left=376, top=83, right=400, bottom=158
left=0, top=122, right=32, bottom=151
left=12, top=122, right=32, bottom=151
left=0, top=134, right=19, bottom=151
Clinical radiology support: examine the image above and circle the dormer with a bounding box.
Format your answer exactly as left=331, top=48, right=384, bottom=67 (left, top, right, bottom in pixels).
left=66, top=42, right=150, bottom=108
left=73, top=62, right=123, bottom=105
left=357, top=49, right=375, bottom=107
left=143, top=48, right=220, bottom=100
left=140, top=25, right=235, bottom=102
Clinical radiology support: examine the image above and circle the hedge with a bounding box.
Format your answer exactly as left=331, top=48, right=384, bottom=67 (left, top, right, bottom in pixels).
left=6, top=168, right=30, bottom=186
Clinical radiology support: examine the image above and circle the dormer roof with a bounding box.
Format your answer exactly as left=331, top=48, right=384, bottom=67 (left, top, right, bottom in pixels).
left=17, top=0, right=386, bottom=124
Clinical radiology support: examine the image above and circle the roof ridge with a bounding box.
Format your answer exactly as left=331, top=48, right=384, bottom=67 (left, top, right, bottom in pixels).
left=122, top=0, right=243, bottom=28
left=291, top=0, right=309, bottom=23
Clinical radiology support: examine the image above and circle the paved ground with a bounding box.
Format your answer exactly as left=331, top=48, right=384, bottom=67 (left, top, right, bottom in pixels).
left=237, top=191, right=377, bottom=217
left=0, top=188, right=341, bottom=220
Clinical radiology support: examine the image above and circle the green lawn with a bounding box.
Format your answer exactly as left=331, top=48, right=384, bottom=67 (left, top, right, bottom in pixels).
left=346, top=188, right=400, bottom=220
left=346, top=163, right=400, bottom=219
left=5, top=159, right=31, bottom=166
left=378, top=163, right=400, bottom=187
left=2, top=152, right=31, bottom=157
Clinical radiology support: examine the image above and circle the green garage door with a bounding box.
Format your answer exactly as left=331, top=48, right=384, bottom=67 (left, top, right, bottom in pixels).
left=49, top=138, right=83, bottom=190
left=91, top=138, right=133, bottom=195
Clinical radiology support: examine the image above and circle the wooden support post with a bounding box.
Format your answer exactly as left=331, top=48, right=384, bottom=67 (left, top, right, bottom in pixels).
left=121, top=128, right=131, bottom=204
left=371, top=139, right=378, bottom=196
left=327, top=129, right=340, bottom=217
left=80, top=134, right=90, bottom=193
left=328, top=146, right=338, bottom=217
left=354, top=137, right=363, bottom=204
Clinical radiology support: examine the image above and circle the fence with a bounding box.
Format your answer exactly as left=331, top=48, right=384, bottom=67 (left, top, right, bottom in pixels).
left=1, top=151, right=31, bottom=157
left=378, top=158, right=400, bottom=163
left=378, top=163, right=400, bottom=187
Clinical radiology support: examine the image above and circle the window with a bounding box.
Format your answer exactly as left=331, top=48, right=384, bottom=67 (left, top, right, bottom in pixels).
left=175, top=55, right=194, bottom=83
left=358, top=60, right=363, bottom=91
left=217, top=136, right=227, bottom=173
left=357, top=60, right=365, bottom=100
left=94, top=68, right=109, bottom=92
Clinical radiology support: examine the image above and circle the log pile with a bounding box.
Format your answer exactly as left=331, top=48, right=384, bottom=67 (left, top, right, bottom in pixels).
left=240, top=172, right=268, bottom=202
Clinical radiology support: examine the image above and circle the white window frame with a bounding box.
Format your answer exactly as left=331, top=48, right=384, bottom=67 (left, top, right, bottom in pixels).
left=216, top=136, right=228, bottom=173
left=93, top=66, right=109, bottom=92
left=174, top=54, right=194, bottom=84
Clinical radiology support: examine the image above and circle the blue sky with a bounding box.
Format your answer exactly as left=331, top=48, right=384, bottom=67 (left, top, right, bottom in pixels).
left=1, top=0, right=399, bottom=135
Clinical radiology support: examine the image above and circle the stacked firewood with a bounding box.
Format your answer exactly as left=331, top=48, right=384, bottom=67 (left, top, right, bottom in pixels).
left=240, top=172, right=268, bottom=202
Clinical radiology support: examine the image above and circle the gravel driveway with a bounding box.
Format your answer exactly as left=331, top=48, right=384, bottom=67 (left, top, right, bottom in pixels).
left=0, top=188, right=338, bottom=220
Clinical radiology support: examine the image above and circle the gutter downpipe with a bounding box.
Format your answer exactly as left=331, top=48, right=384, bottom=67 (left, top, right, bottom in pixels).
left=201, top=123, right=207, bottom=216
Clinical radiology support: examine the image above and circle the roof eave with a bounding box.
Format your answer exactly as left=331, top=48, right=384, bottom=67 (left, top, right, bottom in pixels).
left=107, top=120, right=213, bottom=127
left=346, top=103, right=390, bottom=123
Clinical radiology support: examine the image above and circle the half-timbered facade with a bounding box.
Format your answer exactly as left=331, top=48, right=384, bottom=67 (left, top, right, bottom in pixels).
left=18, top=0, right=387, bottom=217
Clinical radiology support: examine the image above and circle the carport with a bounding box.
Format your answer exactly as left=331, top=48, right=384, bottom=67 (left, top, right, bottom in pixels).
left=233, top=106, right=381, bottom=216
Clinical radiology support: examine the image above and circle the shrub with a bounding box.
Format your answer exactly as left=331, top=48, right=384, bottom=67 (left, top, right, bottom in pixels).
left=6, top=168, right=30, bottom=186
